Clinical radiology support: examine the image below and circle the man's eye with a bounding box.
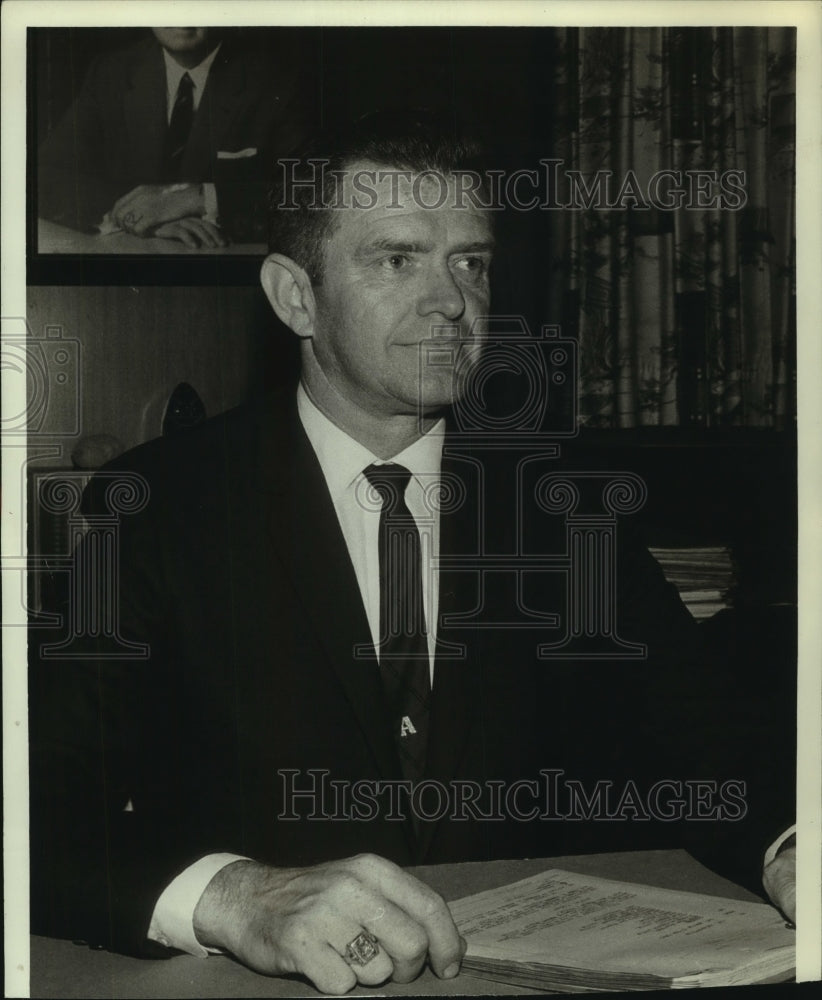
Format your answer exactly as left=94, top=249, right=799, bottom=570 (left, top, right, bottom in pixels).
left=453, top=256, right=488, bottom=279
left=383, top=254, right=410, bottom=270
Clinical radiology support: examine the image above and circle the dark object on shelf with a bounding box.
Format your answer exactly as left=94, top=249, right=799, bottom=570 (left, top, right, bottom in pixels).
left=162, top=382, right=206, bottom=436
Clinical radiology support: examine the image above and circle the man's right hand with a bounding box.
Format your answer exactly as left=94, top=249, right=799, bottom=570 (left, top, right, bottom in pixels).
left=110, top=184, right=205, bottom=235
left=191, top=854, right=467, bottom=994
left=153, top=218, right=226, bottom=249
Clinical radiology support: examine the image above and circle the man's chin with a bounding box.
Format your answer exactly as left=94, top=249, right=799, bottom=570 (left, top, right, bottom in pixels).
left=413, top=381, right=463, bottom=419
left=156, top=28, right=211, bottom=52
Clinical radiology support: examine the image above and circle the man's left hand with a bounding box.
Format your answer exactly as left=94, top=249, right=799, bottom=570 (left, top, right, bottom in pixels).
left=762, top=844, right=796, bottom=924
left=111, top=184, right=205, bottom=236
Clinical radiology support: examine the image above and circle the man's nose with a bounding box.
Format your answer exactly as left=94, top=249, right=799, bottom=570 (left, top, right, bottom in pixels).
left=417, top=263, right=466, bottom=320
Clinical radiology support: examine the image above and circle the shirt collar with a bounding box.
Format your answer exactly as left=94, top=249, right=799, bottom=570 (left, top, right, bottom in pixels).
left=297, top=383, right=445, bottom=501
left=162, top=42, right=222, bottom=105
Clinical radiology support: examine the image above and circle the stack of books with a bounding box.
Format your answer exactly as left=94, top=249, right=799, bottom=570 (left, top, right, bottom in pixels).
left=648, top=546, right=735, bottom=620
left=449, top=868, right=795, bottom=991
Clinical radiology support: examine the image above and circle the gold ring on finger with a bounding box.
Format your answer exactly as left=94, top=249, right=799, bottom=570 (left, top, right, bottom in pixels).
left=344, top=930, right=380, bottom=967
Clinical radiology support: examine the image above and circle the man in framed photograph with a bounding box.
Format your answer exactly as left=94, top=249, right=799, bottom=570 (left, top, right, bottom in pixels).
left=36, top=26, right=315, bottom=246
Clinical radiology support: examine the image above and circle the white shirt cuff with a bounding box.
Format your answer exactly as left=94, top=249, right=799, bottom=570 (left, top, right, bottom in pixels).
left=202, top=183, right=219, bottom=224
left=147, top=853, right=249, bottom=956
left=97, top=213, right=121, bottom=236
left=764, top=824, right=797, bottom=868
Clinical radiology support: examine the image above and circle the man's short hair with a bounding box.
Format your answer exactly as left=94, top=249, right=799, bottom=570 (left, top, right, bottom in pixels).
left=268, top=108, right=489, bottom=284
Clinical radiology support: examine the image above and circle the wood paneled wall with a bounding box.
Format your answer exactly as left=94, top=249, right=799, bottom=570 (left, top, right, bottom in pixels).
left=25, top=285, right=298, bottom=467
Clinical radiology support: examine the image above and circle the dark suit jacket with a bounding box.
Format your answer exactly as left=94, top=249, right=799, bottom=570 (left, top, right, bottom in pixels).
left=37, top=32, right=317, bottom=241
left=29, top=389, right=794, bottom=957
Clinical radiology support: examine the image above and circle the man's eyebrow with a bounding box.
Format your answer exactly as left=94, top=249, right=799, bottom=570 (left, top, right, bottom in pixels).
left=355, top=237, right=495, bottom=258
left=356, top=238, right=433, bottom=257
left=450, top=239, right=496, bottom=254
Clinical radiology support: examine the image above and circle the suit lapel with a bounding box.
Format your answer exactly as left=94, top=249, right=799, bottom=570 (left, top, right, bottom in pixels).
left=183, top=44, right=246, bottom=180
left=253, top=397, right=482, bottom=860
left=416, top=443, right=483, bottom=860
left=123, top=41, right=167, bottom=182
left=253, top=394, right=405, bottom=786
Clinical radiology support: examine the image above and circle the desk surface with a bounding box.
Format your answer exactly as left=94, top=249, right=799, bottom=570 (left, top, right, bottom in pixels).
left=36, top=219, right=266, bottom=257
left=29, top=849, right=767, bottom=999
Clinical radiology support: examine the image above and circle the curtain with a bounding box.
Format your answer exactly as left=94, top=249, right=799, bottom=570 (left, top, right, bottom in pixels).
left=546, top=27, right=796, bottom=429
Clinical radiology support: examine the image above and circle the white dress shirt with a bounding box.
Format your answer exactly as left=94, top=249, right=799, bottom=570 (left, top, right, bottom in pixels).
left=297, top=383, right=444, bottom=675
left=162, top=44, right=221, bottom=221
left=148, top=385, right=445, bottom=954
left=161, top=44, right=222, bottom=120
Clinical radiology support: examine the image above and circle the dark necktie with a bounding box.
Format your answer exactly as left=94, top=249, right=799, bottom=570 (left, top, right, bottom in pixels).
left=364, top=464, right=431, bottom=786
left=163, top=72, right=195, bottom=181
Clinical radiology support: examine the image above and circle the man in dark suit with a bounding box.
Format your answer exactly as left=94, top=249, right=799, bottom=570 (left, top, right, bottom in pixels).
left=37, top=27, right=316, bottom=246
left=30, top=111, right=795, bottom=993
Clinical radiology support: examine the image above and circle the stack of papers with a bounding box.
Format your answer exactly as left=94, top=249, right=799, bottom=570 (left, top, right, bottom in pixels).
left=449, top=868, right=794, bottom=991
left=649, top=547, right=734, bottom=620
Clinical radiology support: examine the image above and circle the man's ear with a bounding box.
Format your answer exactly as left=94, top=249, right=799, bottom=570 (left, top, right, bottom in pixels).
left=260, top=254, right=316, bottom=338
